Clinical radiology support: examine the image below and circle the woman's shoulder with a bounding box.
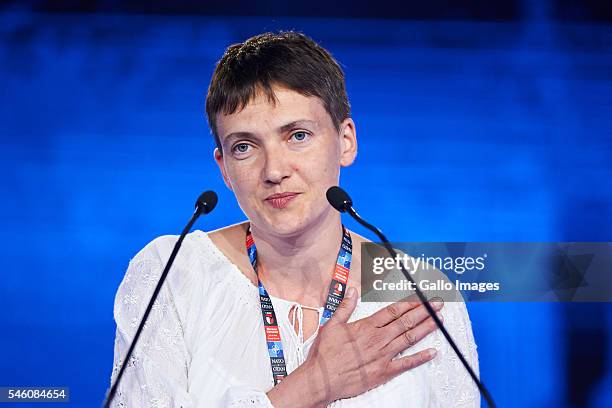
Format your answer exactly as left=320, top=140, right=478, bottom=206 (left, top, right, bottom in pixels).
left=118, top=224, right=247, bottom=292
left=207, top=221, right=257, bottom=284
left=116, top=231, right=209, bottom=298
left=114, top=224, right=257, bottom=320
left=207, top=220, right=249, bottom=254
left=126, top=220, right=249, bottom=263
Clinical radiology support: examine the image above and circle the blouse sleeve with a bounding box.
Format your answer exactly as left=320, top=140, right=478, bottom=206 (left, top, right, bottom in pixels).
left=109, top=237, right=195, bottom=407
left=221, top=385, right=275, bottom=407
left=423, top=300, right=480, bottom=407
left=377, top=250, right=481, bottom=407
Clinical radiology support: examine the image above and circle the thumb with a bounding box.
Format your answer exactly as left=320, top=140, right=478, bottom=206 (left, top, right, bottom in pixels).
left=329, top=286, right=358, bottom=325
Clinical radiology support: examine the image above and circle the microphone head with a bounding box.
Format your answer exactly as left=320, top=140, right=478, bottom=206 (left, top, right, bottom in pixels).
left=326, top=186, right=352, bottom=213
left=195, top=190, right=218, bottom=214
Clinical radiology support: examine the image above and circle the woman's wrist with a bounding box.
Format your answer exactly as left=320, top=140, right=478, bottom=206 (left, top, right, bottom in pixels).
left=266, top=362, right=330, bottom=408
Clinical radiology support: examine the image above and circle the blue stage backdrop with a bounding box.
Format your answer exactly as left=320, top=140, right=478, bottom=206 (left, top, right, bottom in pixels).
left=1, top=10, right=611, bottom=408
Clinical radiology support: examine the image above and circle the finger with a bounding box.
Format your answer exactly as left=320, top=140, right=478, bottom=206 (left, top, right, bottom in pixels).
left=383, top=299, right=443, bottom=341
left=385, top=348, right=438, bottom=379
left=328, top=286, right=358, bottom=325
left=368, top=293, right=421, bottom=327
left=384, top=313, right=442, bottom=357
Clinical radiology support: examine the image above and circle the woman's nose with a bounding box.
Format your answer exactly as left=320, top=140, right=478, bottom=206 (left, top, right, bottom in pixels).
left=263, top=146, right=292, bottom=184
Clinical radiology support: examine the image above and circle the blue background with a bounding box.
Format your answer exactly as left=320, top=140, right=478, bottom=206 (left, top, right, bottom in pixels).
left=1, top=4, right=611, bottom=407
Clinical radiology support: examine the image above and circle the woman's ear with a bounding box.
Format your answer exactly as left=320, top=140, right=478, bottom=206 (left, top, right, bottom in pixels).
left=339, top=118, right=358, bottom=167
left=214, top=148, right=233, bottom=191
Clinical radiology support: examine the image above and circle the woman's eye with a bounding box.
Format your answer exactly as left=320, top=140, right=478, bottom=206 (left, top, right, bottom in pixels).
left=290, top=131, right=310, bottom=142
left=232, top=143, right=251, bottom=155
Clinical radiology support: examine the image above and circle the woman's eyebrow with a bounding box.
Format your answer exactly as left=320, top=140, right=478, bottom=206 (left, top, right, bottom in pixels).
left=223, top=120, right=319, bottom=143
left=278, top=119, right=318, bottom=133
left=224, top=131, right=254, bottom=142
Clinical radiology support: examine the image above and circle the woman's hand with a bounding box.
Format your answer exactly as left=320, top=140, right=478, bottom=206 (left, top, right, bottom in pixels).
left=267, top=287, right=443, bottom=408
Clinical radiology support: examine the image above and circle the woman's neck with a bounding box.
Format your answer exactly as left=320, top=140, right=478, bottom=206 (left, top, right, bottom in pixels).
left=249, top=208, right=344, bottom=307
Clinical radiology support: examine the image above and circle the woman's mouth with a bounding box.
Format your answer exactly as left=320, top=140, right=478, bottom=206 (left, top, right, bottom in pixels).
left=265, top=193, right=300, bottom=209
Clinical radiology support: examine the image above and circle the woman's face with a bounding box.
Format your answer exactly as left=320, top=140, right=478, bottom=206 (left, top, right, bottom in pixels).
left=214, top=85, right=357, bottom=237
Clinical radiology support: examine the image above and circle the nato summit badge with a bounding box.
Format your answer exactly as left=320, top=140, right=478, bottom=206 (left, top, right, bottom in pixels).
left=268, top=342, right=284, bottom=358
left=320, top=309, right=333, bottom=325
left=338, top=251, right=352, bottom=268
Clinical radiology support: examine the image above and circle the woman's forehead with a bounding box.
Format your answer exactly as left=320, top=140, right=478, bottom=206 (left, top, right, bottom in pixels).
left=216, top=87, right=333, bottom=139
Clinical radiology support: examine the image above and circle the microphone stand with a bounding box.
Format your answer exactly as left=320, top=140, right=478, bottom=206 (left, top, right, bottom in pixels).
left=344, top=205, right=496, bottom=408
left=103, top=191, right=217, bottom=408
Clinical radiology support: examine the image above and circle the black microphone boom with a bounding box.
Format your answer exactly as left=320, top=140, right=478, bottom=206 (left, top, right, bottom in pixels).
left=326, top=186, right=495, bottom=408
left=103, top=190, right=218, bottom=408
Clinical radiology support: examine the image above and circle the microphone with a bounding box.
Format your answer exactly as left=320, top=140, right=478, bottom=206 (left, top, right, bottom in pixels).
left=326, top=186, right=495, bottom=408
left=103, top=190, right=218, bottom=408
left=196, top=190, right=218, bottom=215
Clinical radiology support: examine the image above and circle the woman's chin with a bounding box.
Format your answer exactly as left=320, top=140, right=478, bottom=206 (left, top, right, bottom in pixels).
left=256, top=213, right=310, bottom=237
left=250, top=201, right=334, bottom=237
left=268, top=222, right=306, bottom=237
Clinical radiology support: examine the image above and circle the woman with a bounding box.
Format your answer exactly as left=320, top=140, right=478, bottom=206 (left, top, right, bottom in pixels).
left=110, top=31, right=479, bottom=407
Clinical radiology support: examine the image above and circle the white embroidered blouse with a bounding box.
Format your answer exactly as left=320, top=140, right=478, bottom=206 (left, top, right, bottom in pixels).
left=109, top=230, right=480, bottom=407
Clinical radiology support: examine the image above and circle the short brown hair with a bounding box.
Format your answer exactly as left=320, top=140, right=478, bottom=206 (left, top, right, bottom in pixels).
left=205, top=31, right=351, bottom=154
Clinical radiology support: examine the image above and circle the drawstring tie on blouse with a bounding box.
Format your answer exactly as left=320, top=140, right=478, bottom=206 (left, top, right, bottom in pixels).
left=289, top=303, right=321, bottom=364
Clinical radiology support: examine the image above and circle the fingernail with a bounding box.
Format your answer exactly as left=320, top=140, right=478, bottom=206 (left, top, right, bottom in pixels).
left=429, top=349, right=437, bottom=358
left=430, top=299, right=444, bottom=310
left=436, top=312, right=444, bottom=322
left=347, top=287, right=355, bottom=299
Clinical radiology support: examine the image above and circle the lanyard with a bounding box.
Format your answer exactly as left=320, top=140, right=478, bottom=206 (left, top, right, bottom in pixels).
left=246, top=225, right=353, bottom=385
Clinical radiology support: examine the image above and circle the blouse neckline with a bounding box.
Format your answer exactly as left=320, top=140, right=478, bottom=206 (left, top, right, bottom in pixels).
left=195, top=229, right=325, bottom=311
